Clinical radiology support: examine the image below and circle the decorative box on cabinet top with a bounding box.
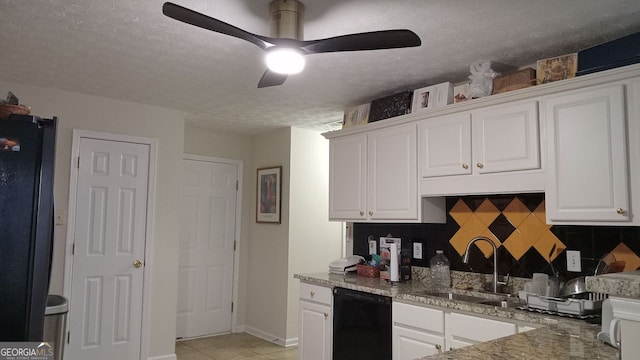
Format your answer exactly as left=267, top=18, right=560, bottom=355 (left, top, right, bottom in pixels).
left=492, top=68, right=536, bottom=94
left=369, top=90, right=413, bottom=123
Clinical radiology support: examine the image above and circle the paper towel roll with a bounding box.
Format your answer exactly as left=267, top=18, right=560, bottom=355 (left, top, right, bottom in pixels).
left=389, top=243, right=400, bottom=282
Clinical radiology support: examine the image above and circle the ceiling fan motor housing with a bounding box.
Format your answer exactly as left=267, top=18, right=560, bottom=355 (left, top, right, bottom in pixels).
left=269, top=0, right=305, bottom=40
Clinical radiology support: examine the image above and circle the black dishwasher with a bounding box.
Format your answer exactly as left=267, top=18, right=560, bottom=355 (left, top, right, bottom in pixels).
left=333, top=287, right=392, bottom=360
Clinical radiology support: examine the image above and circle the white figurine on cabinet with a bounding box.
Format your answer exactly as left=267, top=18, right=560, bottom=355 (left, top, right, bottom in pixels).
left=469, top=61, right=498, bottom=98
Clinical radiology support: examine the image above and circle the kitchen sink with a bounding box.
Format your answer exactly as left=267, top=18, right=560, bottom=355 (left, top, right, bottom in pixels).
left=419, top=291, right=489, bottom=303
left=476, top=299, right=519, bottom=308
left=414, top=290, right=522, bottom=308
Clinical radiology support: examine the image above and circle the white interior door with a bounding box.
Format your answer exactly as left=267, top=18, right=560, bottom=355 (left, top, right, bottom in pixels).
left=67, top=138, right=150, bottom=360
left=176, top=158, right=238, bottom=338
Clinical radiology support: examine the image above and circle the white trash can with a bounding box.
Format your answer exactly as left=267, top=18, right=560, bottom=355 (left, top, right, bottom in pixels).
left=44, top=295, right=68, bottom=360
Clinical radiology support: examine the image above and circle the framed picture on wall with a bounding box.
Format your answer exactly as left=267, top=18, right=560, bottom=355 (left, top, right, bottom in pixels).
left=256, top=166, right=282, bottom=223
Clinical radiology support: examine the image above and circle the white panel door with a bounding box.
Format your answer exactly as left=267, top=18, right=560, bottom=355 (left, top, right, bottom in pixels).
left=68, top=138, right=150, bottom=360
left=176, top=159, right=237, bottom=338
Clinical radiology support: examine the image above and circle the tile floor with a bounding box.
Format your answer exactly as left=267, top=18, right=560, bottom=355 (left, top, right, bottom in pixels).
left=175, top=333, right=298, bottom=360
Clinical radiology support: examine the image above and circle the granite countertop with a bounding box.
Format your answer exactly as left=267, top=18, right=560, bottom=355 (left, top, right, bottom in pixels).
left=586, top=270, right=640, bottom=298
left=295, top=272, right=619, bottom=360
left=423, top=321, right=616, bottom=360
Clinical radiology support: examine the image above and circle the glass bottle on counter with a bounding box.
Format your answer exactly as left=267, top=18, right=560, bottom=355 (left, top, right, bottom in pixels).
left=429, top=250, right=451, bottom=292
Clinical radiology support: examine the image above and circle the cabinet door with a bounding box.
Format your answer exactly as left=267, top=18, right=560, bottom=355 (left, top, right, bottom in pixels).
left=329, top=134, right=367, bottom=220
left=393, top=326, right=444, bottom=359
left=392, top=302, right=445, bottom=359
left=418, top=113, right=472, bottom=178
left=447, top=312, right=517, bottom=346
left=544, top=85, right=630, bottom=222
left=447, top=338, right=474, bottom=351
left=299, top=300, right=332, bottom=360
left=472, top=100, right=540, bottom=174
left=367, top=124, right=418, bottom=220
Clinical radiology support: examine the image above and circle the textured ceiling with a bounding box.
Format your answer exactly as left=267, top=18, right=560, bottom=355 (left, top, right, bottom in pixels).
left=1, top=0, right=640, bottom=135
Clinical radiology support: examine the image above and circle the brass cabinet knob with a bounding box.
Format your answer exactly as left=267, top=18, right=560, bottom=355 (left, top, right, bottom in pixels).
left=323, top=313, right=328, bottom=320
left=359, top=211, right=364, bottom=216
left=133, top=260, right=143, bottom=268
left=368, top=211, right=373, bottom=216
left=435, top=344, right=442, bottom=353
left=476, top=162, right=484, bottom=169
left=617, top=208, right=624, bottom=215
left=310, top=291, right=315, bottom=298
left=462, top=163, right=469, bottom=170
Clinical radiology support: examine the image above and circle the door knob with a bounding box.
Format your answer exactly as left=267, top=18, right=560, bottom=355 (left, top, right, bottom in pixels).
left=133, top=260, right=143, bottom=268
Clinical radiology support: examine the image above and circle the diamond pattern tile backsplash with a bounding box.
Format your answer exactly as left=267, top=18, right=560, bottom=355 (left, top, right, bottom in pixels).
left=353, top=194, right=640, bottom=279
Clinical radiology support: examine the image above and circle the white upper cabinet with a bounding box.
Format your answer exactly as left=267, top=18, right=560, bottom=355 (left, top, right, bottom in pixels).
left=329, top=124, right=421, bottom=222
left=472, top=100, right=540, bottom=174
left=367, top=124, right=418, bottom=221
left=544, top=84, right=630, bottom=223
left=329, top=133, right=367, bottom=220
left=418, top=100, right=543, bottom=195
left=418, top=112, right=472, bottom=178
left=324, top=64, right=640, bottom=223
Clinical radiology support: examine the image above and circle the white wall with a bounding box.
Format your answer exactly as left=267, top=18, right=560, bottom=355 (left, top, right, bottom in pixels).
left=245, top=127, right=292, bottom=341
left=0, top=80, right=185, bottom=359
left=182, top=126, right=253, bottom=327
left=286, top=128, right=343, bottom=340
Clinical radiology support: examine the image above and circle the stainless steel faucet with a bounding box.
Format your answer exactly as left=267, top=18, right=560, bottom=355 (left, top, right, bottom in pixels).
left=462, top=236, right=507, bottom=293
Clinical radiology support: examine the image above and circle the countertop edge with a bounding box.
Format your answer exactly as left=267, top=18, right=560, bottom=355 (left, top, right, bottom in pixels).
left=586, top=271, right=640, bottom=298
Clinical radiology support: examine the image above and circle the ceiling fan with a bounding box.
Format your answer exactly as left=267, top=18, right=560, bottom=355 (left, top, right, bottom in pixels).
left=162, top=1, right=421, bottom=88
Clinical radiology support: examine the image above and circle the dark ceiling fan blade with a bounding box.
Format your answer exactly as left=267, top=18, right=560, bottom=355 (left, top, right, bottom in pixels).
left=162, top=2, right=273, bottom=50
left=300, top=29, right=421, bottom=54
left=257, top=70, right=288, bottom=88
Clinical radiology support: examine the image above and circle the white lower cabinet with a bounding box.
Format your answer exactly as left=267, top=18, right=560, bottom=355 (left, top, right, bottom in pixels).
left=392, top=302, right=445, bottom=359
left=392, top=301, right=539, bottom=356
left=446, top=338, right=475, bottom=351
left=298, top=283, right=332, bottom=360
left=517, top=324, right=538, bottom=333
left=445, top=312, right=517, bottom=350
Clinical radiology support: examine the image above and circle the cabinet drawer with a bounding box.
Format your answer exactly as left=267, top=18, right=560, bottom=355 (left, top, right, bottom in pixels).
left=300, top=283, right=332, bottom=305
left=393, top=302, right=444, bottom=333
left=448, top=312, right=516, bottom=342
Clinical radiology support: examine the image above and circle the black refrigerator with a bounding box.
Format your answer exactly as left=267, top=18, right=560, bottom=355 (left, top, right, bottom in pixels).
left=0, top=114, right=57, bottom=341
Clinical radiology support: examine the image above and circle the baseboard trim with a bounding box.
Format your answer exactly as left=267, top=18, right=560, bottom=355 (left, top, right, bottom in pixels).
left=243, top=326, right=298, bottom=348
left=148, top=354, right=177, bottom=360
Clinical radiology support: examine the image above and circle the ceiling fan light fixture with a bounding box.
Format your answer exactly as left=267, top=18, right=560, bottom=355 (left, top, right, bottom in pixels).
left=265, top=47, right=305, bottom=75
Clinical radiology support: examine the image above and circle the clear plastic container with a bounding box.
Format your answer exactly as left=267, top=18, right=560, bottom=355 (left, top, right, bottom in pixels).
left=430, top=250, right=451, bottom=292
